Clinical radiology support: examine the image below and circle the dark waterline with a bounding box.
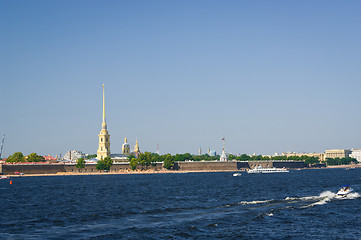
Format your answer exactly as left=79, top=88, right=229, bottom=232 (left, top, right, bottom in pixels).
left=1, top=168, right=360, bottom=239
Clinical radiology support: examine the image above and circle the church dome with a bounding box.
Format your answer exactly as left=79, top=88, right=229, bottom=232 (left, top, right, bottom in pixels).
left=122, top=137, right=130, bottom=147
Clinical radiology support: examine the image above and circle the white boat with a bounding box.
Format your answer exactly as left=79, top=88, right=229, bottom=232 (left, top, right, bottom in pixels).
left=0, top=176, right=10, bottom=179
left=233, top=173, right=242, bottom=176
left=247, top=166, right=289, bottom=174
left=336, top=185, right=353, bottom=197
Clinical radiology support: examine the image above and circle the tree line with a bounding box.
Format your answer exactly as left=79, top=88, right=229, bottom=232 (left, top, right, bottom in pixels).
left=4, top=151, right=358, bottom=168
left=325, top=157, right=357, bottom=166
left=228, top=154, right=321, bottom=165
left=5, top=152, right=45, bottom=163
left=76, top=157, right=113, bottom=171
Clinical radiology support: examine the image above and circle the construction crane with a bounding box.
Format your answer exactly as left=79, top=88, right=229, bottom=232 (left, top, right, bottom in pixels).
left=0, top=134, right=5, bottom=159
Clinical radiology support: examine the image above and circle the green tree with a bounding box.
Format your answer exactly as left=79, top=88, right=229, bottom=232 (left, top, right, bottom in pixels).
left=96, top=157, right=113, bottom=170
left=6, top=152, right=25, bottom=163
left=163, top=154, right=175, bottom=170
left=86, top=154, right=97, bottom=159
left=129, top=157, right=139, bottom=170
left=96, top=160, right=105, bottom=170
left=76, top=157, right=85, bottom=169
left=238, top=154, right=250, bottom=161
left=103, top=157, right=113, bottom=170
left=150, top=153, right=162, bottom=162
left=138, top=152, right=153, bottom=166
left=128, top=155, right=136, bottom=161
left=326, top=157, right=357, bottom=166
left=27, top=153, right=45, bottom=162
left=304, top=157, right=319, bottom=165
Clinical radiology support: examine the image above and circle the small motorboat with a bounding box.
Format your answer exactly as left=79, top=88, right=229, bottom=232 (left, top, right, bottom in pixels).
left=0, top=176, right=10, bottom=179
left=233, top=173, right=242, bottom=177
left=337, top=185, right=353, bottom=197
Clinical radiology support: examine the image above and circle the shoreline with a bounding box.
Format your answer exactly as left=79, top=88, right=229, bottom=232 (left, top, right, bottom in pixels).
left=5, top=169, right=237, bottom=177
left=2, top=164, right=360, bottom=177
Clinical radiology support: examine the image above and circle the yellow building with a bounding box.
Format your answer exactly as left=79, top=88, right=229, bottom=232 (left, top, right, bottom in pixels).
left=133, top=139, right=141, bottom=157
left=283, top=152, right=325, bottom=162
left=97, top=85, right=111, bottom=160
left=324, top=149, right=351, bottom=159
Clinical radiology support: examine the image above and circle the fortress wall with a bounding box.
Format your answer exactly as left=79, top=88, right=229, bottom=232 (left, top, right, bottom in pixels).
left=64, top=162, right=164, bottom=172
left=111, top=162, right=163, bottom=171
left=0, top=162, right=164, bottom=174
left=0, top=161, right=306, bottom=174
left=64, top=164, right=98, bottom=173
left=134, top=162, right=163, bottom=171
left=272, top=161, right=305, bottom=169
left=2, top=164, right=65, bottom=174
left=176, top=161, right=238, bottom=171
left=237, top=162, right=250, bottom=169
left=247, top=161, right=274, bottom=169
left=247, top=161, right=305, bottom=169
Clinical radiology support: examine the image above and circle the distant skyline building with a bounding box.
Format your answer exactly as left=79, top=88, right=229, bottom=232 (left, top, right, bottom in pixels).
left=350, top=149, right=361, bottom=162
left=199, top=146, right=202, bottom=156
left=209, top=150, right=217, bottom=156
left=282, top=152, right=325, bottom=162
left=324, top=149, right=351, bottom=159
left=220, top=138, right=228, bottom=161
left=97, top=84, right=111, bottom=160
left=63, top=150, right=85, bottom=162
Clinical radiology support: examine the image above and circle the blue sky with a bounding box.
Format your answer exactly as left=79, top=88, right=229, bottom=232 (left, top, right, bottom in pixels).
left=1, top=0, right=360, bottom=157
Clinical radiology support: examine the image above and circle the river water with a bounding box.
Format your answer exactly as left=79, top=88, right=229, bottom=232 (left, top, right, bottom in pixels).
left=1, top=168, right=360, bottom=239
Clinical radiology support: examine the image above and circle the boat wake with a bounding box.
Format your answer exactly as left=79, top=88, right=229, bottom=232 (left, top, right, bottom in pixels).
left=238, top=190, right=360, bottom=210
left=239, top=199, right=274, bottom=205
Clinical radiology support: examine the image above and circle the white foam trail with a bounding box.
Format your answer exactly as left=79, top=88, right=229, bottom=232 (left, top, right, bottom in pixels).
left=301, top=198, right=331, bottom=208
left=312, top=197, right=331, bottom=206
left=239, top=199, right=273, bottom=205
left=240, top=190, right=360, bottom=209
left=299, top=191, right=336, bottom=201
left=319, top=191, right=337, bottom=199
left=345, top=192, right=360, bottom=199
left=285, top=197, right=297, bottom=201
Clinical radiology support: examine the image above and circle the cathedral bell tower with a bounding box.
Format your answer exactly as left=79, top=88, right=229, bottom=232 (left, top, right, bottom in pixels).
left=97, top=84, right=110, bottom=160
left=134, top=139, right=140, bottom=157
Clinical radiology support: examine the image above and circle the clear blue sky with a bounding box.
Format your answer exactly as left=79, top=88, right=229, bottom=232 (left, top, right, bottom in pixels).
left=1, top=0, right=360, bottom=157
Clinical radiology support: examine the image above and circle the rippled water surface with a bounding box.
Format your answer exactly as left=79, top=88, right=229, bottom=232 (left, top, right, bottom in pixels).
left=1, top=168, right=361, bottom=239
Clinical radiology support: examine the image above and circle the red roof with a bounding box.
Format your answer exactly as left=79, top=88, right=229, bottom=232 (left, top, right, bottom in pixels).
left=43, top=155, right=56, bottom=161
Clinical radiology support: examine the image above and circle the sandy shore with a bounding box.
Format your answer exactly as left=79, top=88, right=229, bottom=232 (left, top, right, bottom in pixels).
left=5, top=169, right=238, bottom=177
left=326, top=164, right=361, bottom=169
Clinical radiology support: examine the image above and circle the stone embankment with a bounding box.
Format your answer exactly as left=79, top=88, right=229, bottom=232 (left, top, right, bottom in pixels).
left=0, top=160, right=306, bottom=175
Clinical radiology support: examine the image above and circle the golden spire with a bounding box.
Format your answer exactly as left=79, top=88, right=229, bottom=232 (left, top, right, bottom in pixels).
left=102, top=84, right=105, bottom=123
left=101, top=84, right=107, bottom=131
left=134, top=139, right=140, bottom=152
left=124, top=137, right=128, bottom=143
